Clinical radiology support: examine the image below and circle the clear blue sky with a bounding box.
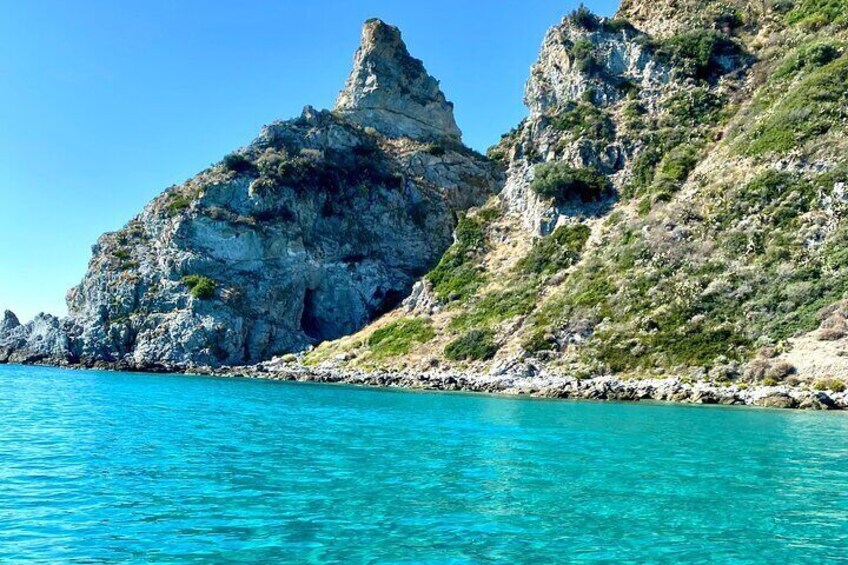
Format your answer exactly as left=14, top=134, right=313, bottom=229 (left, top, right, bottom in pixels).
left=0, top=0, right=618, bottom=321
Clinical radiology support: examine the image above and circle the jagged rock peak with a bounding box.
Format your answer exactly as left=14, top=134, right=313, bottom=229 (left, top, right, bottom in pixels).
left=334, top=18, right=462, bottom=141
left=1, top=310, right=20, bottom=331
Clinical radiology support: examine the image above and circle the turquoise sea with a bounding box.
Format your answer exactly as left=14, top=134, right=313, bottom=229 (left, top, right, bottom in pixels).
left=1, top=365, right=847, bottom=563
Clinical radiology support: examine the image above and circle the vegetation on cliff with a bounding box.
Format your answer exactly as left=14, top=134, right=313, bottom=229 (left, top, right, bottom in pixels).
left=308, top=0, right=848, bottom=391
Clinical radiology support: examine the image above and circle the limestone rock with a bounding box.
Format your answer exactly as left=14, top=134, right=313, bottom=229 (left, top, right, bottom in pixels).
left=498, top=14, right=674, bottom=233
left=39, top=20, right=501, bottom=370
left=334, top=19, right=462, bottom=141
left=1, top=310, right=20, bottom=332
left=616, top=0, right=766, bottom=38
left=0, top=311, right=69, bottom=364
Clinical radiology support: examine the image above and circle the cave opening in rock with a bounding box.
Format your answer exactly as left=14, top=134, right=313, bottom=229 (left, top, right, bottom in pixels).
left=300, top=288, right=324, bottom=341
left=372, top=287, right=405, bottom=318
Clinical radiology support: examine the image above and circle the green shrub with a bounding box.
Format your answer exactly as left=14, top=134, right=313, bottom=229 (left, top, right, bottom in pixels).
left=786, top=0, right=848, bottom=30
left=522, top=330, right=558, bottom=353
left=570, top=39, right=600, bottom=74
left=181, top=275, right=216, bottom=299
left=602, top=18, right=637, bottom=34
left=663, top=88, right=726, bottom=127
left=713, top=7, right=744, bottom=31
left=486, top=144, right=509, bottom=165
left=444, top=330, right=498, bottom=361
left=655, top=31, right=744, bottom=81
left=222, top=153, right=257, bottom=175
left=253, top=144, right=401, bottom=197
left=449, top=281, right=539, bottom=331
left=552, top=103, right=615, bottom=141
left=516, top=224, right=591, bottom=275
left=165, top=194, right=192, bottom=216
left=530, top=163, right=612, bottom=204
left=112, top=249, right=131, bottom=261
left=742, top=171, right=800, bottom=203
left=813, top=378, right=847, bottom=392
left=797, top=42, right=842, bottom=68
left=623, top=101, right=647, bottom=120
left=568, top=4, right=600, bottom=30
left=424, top=142, right=446, bottom=156
left=657, top=144, right=700, bottom=183
left=593, top=318, right=749, bottom=372
left=367, top=318, right=435, bottom=358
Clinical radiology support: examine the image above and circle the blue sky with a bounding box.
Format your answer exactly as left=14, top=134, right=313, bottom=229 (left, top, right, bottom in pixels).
left=0, top=0, right=618, bottom=321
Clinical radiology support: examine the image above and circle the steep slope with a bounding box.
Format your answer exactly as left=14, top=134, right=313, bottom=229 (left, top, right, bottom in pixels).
left=0, top=19, right=502, bottom=369
left=305, top=1, right=848, bottom=398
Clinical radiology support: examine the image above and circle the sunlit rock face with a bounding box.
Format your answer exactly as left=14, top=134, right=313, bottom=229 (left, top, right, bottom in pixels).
left=2, top=19, right=500, bottom=369
left=334, top=18, right=462, bottom=141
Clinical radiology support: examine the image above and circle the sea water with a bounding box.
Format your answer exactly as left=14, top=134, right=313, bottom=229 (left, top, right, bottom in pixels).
left=1, top=364, right=847, bottom=563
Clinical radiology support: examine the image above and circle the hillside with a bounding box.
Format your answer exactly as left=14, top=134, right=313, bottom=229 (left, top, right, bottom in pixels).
left=3, top=1, right=848, bottom=407
left=301, top=0, right=848, bottom=402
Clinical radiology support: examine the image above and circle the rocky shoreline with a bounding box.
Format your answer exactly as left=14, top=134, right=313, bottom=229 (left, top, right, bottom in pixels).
left=6, top=356, right=847, bottom=410
left=191, top=360, right=848, bottom=411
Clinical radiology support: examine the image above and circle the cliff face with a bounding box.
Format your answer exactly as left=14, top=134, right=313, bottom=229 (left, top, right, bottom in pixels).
left=5, top=1, right=848, bottom=393
left=307, top=1, right=848, bottom=391
left=0, top=19, right=501, bottom=369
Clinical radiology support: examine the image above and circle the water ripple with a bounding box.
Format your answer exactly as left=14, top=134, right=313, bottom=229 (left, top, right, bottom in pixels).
left=1, top=365, right=847, bottom=563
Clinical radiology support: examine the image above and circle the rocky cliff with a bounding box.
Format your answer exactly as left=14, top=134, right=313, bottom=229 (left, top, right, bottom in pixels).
left=304, top=0, right=848, bottom=398
left=5, top=1, right=848, bottom=401
left=0, top=19, right=501, bottom=369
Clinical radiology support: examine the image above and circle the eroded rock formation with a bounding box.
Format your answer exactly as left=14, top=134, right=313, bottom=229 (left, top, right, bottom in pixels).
left=0, top=19, right=501, bottom=369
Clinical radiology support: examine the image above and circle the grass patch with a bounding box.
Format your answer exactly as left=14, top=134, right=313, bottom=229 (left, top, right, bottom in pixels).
left=516, top=224, right=591, bottom=275
left=426, top=215, right=489, bottom=301
left=449, top=281, right=539, bottom=331
left=786, top=0, right=848, bottom=30
left=367, top=318, right=435, bottom=359
left=741, top=54, right=848, bottom=156
left=444, top=330, right=498, bottom=361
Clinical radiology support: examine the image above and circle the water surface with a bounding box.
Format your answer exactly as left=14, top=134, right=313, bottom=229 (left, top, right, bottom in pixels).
left=1, top=365, right=847, bottom=563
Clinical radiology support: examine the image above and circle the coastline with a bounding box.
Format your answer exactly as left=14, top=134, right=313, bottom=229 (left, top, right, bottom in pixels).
left=5, top=358, right=848, bottom=410
left=193, top=361, right=848, bottom=411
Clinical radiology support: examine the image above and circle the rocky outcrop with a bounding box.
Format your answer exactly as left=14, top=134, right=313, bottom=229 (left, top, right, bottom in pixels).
left=498, top=13, right=674, bottom=233
left=616, top=0, right=767, bottom=37
left=303, top=0, right=848, bottom=404
left=1, top=19, right=501, bottom=370
left=1, top=310, right=20, bottom=333
left=0, top=312, right=69, bottom=365
left=335, top=19, right=462, bottom=141
left=523, top=18, right=668, bottom=116
left=6, top=2, right=848, bottom=411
